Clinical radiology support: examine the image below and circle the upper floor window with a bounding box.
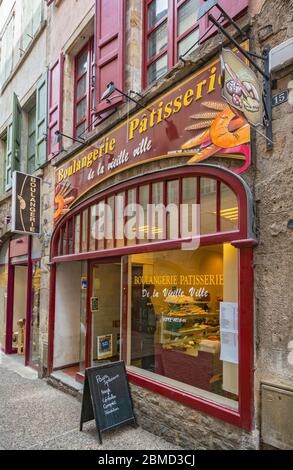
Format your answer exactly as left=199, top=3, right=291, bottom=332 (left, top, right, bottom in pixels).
left=0, top=13, right=15, bottom=87
left=74, top=39, right=95, bottom=139
left=21, top=0, right=43, bottom=51
left=144, top=0, right=200, bottom=87
left=143, top=0, right=249, bottom=88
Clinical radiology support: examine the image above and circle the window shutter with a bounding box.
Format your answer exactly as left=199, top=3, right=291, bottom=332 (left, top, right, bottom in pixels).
left=95, top=0, right=125, bottom=113
left=36, top=71, right=48, bottom=167
left=5, top=94, right=21, bottom=190
left=5, top=122, right=13, bottom=190
left=48, top=54, right=64, bottom=159
left=199, top=0, right=249, bottom=42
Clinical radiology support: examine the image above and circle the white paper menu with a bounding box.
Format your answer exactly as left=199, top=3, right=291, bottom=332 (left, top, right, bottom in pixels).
left=220, top=302, right=239, bottom=364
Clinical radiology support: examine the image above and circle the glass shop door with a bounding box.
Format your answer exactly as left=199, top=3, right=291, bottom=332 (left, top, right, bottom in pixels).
left=90, top=260, right=122, bottom=366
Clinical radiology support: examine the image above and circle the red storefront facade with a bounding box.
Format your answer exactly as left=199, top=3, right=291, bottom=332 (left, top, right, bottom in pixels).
left=47, top=48, right=256, bottom=431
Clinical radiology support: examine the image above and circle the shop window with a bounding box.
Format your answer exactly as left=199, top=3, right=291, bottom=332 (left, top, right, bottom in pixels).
left=167, top=180, right=179, bottom=239
left=81, top=210, right=88, bottom=252
left=138, top=185, right=150, bottom=243
left=116, top=192, right=125, bottom=248
left=151, top=181, right=164, bottom=241
left=182, top=177, right=197, bottom=237
left=143, top=0, right=248, bottom=87
left=74, top=39, right=94, bottom=139
left=68, top=219, right=74, bottom=254
left=200, top=177, right=217, bottom=235
left=62, top=225, right=67, bottom=255
left=89, top=205, right=98, bottom=251
left=127, top=244, right=239, bottom=409
left=97, top=201, right=105, bottom=250
left=105, top=196, right=115, bottom=249
left=126, top=188, right=137, bottom=246
left=74, top=214, right=81, bottom=253
left=220, top=183, right=239, bottom=232
left=53, top=174, right=240, bottom=258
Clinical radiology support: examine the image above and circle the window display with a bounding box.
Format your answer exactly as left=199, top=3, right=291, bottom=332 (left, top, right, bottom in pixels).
left=128, top=244, right=239, bottom=407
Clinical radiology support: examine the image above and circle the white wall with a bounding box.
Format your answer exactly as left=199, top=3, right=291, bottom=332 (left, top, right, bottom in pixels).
left=54, top=261, right=81, bottom=368
left=0, top=0, right=47, bottom=131
left=47, top=0, right=95, bottom=64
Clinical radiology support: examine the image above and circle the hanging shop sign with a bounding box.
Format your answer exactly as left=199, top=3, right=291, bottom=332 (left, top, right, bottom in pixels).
left=12, top=172, right=41, bottom=235
left=221, top=48, right=263, bottom=126
left=54, top=42, right=251, bottom=223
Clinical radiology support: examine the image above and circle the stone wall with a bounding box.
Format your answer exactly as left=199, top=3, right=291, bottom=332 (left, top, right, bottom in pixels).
left=130, top=384, right=259, bottom=450
left=251, top=0, right=293, bottom=440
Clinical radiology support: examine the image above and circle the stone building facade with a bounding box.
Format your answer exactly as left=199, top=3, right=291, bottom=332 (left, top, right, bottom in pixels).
left=0, top=0, right=292, bottom=450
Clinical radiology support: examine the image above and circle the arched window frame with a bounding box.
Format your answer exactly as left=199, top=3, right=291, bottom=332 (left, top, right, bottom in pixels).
left=50, top=165, right=254, bottom=263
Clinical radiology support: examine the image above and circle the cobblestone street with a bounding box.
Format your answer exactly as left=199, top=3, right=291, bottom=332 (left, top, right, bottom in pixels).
left=0, top=354, right=179, bottom=450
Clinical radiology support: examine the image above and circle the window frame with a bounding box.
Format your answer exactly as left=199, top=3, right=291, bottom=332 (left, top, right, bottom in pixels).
left=73, top=38, right=95, bottom=140
left=142, top=0, right=249, bottom=88
left=143, top=0, right=202, bottom=88
left=0, top=11, right=15, bottom=87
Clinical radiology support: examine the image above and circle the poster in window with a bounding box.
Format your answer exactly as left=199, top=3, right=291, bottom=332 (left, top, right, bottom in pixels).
left=97, top=334, right=113, bottom=360
left=220, top=302, right=239, bottom=364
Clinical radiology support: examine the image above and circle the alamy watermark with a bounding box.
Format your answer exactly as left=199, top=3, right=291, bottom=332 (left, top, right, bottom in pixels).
left=90, top=195, right=200, bottom=250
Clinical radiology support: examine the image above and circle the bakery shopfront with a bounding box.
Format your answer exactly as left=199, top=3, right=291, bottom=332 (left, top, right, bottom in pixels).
left=49, top=53, right=256, bottom=431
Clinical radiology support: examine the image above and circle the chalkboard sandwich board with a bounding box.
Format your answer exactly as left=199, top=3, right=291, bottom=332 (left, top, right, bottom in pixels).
left=80, top=361, right=137, bottom=443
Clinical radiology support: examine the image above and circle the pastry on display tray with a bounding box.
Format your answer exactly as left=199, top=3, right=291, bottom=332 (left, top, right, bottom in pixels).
left=165, top=295, right=195, bottom=304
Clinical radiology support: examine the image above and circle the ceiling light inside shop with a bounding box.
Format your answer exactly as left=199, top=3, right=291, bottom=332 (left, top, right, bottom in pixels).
left=213, top=207, right=239, bottom=222
left=136, top=225, right=164, bottom=234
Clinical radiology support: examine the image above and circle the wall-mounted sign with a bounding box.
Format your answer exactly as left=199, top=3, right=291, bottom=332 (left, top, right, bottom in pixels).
left=272, top=90, right=288, bottom=108
left=12, top=172, right=41, bottom=235
left=91, top=297, right=99, bottom=312
left=221, top=48, right=263, bottom=127
left=54, top=42, right=251, bottom=223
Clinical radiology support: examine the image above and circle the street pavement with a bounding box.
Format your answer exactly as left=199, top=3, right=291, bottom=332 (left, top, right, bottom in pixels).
left=0, top=353, right=180, bottom=450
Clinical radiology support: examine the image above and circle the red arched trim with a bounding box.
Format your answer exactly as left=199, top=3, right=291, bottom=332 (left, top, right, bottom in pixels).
left=50, top=164, right=254, bottom=262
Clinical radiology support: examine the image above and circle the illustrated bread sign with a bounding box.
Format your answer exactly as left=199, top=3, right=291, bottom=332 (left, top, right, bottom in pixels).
left=221, top=47, right=263, bottom=127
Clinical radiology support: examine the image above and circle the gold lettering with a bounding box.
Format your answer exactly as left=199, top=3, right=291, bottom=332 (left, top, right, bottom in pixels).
left=183, top=88, right=194, bottom=107
left=129, top=118, right=140, bottom=140
left=173, top=95, right=182, bottom=114
left=207, top=67, right=217, bottom=94
left=195, top=79, right=207, bottom=100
